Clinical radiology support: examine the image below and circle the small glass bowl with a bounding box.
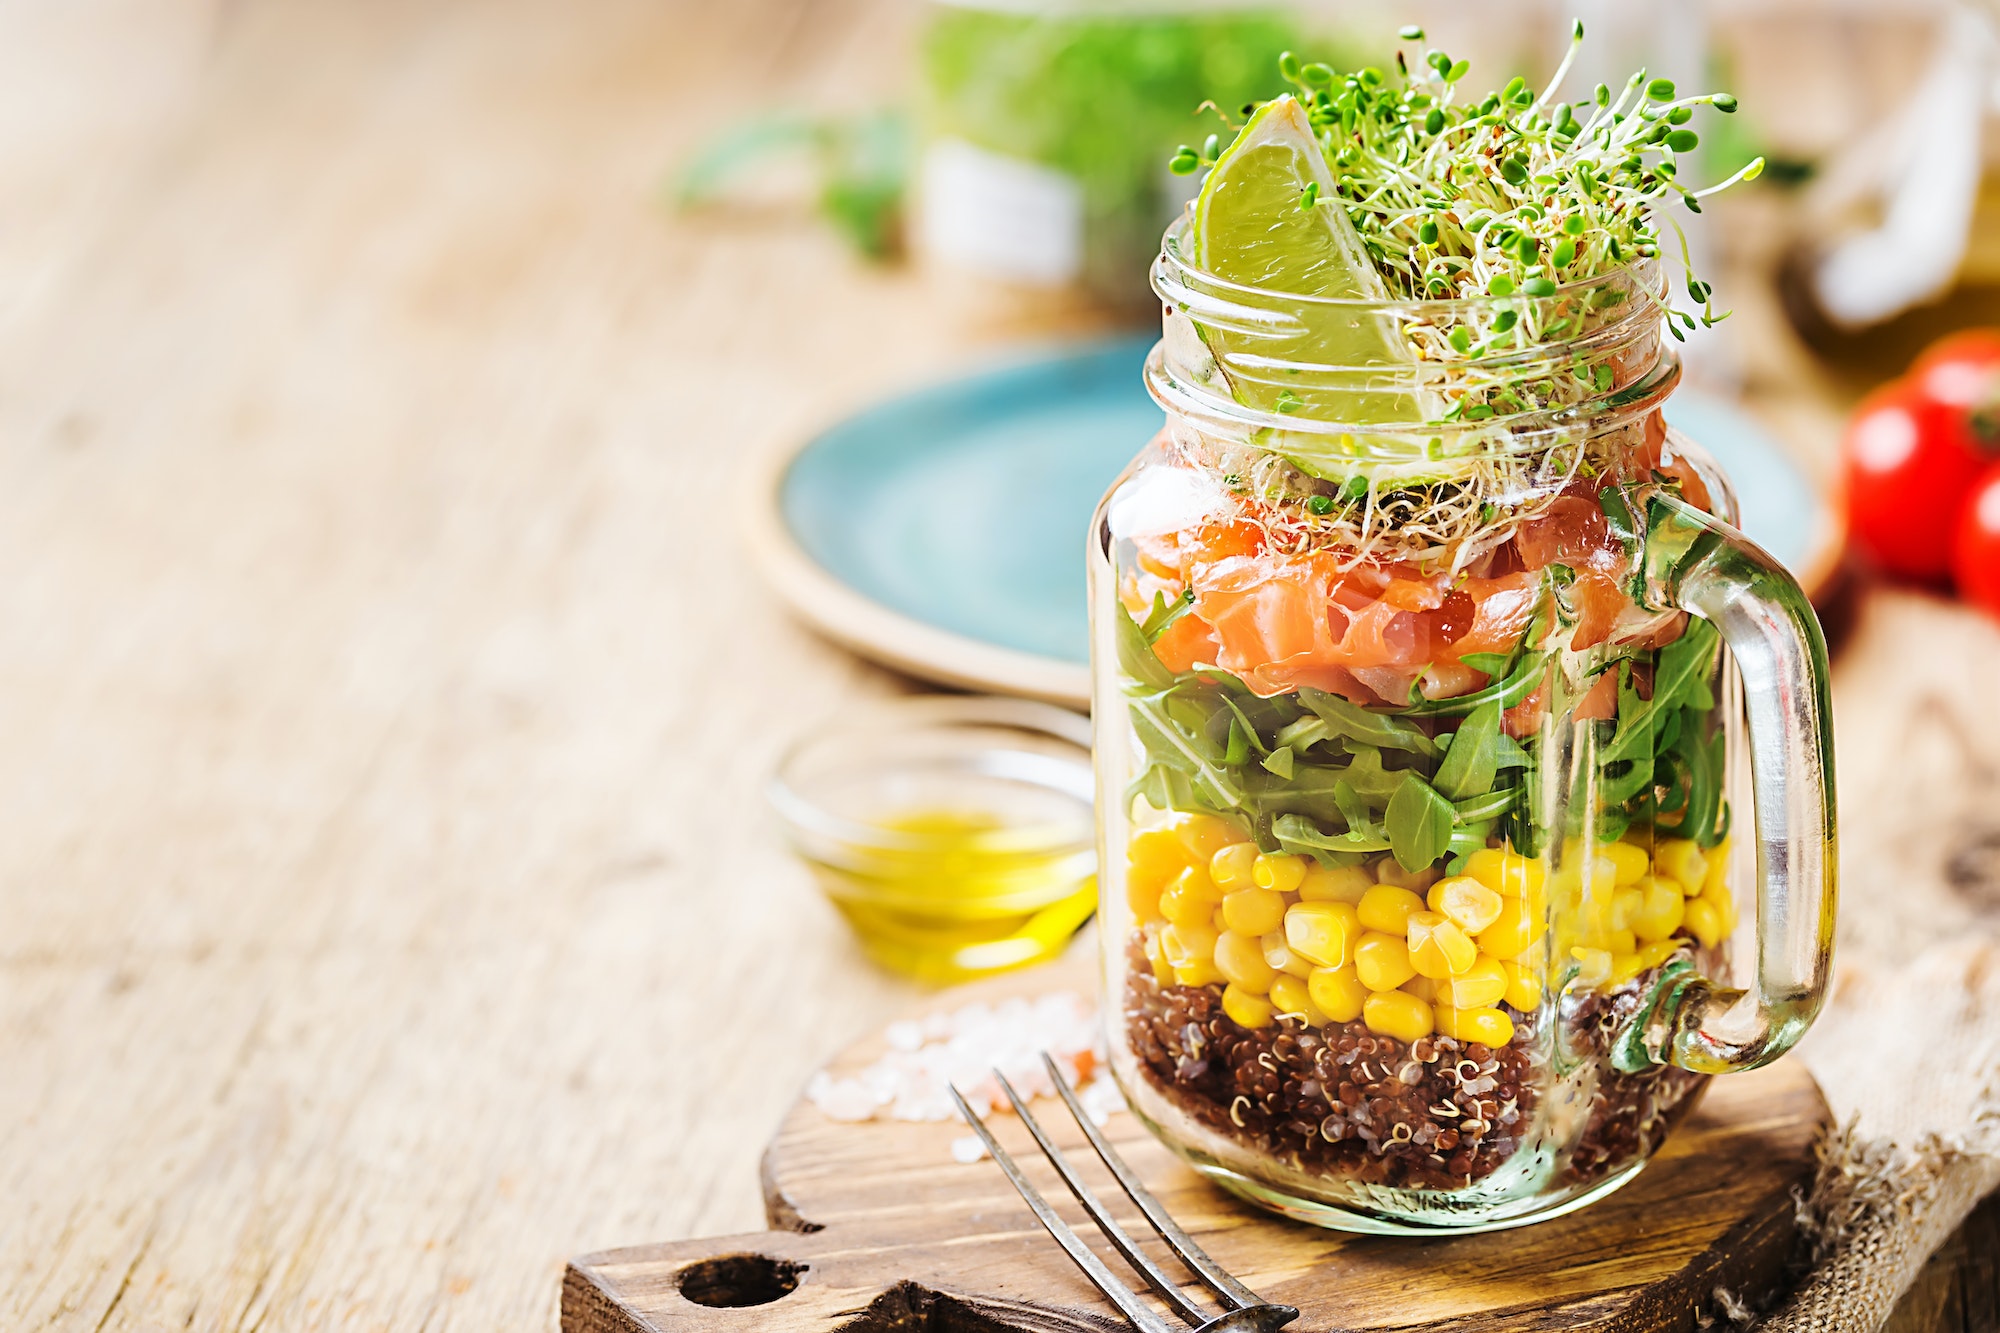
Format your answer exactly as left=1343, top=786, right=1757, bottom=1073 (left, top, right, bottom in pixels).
left=770, top=696, right=1097, bottom=984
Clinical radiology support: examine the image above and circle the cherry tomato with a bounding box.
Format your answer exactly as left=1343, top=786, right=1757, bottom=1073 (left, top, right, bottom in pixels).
left=1841, top=381, right=1989, bottom=580
left=1912, top=328, right=2000, bottom=413
left=1953, top=464, right=2000, bottom=616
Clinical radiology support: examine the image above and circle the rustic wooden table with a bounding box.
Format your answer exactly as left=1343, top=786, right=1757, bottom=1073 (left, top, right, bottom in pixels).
left=0, top=3, right=1992, bottom=1331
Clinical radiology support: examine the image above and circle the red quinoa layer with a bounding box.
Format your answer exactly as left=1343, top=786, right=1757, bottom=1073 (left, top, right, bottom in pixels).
left=1122, top=937, right=1708, bottom=1194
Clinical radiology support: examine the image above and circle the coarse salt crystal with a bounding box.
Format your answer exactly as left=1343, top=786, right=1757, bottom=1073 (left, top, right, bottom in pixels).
left=804, top=990, right=1111, bottom=1157
left=806, top=1071, right=886, bottom=1122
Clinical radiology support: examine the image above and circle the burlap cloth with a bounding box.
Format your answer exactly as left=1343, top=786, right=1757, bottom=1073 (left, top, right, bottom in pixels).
left=1742, top=594, right=2000, bottom=1330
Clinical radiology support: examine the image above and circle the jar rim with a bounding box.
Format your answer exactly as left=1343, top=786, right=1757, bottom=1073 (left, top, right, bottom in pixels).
left=1154, top=211, right=1667, bottom=318
left=1143, top=340, right=1682, bottom=453
left=1148, top=211, right=1678, bottom=455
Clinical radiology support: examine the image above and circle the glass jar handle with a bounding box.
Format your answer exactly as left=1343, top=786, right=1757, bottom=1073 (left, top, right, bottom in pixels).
left=1628, top=493, right=1839, bottom=1075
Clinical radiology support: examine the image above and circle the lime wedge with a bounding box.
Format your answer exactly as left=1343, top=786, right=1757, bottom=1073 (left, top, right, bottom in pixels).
left=1195, top=96, right=1386, bottom=302
left=1189, top=96, right=1418, bottom=440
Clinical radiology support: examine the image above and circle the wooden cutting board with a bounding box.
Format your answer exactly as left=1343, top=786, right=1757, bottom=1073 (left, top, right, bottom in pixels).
left=562, top=953, right=1828, bottom=1333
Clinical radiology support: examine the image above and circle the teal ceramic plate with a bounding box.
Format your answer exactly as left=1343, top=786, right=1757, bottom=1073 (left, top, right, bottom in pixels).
left=751, top=339, right=1841, bottom=707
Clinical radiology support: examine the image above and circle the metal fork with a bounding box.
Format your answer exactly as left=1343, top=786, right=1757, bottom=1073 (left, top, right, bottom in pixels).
left=949, top=1052, right=1300, bottom=1333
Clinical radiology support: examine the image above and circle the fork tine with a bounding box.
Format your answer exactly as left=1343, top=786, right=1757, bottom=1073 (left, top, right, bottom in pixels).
left=989, top=1070, right=1211, bottom=1327
left=1040, top=1052, right=1266, bottom=1312
left=948, top=1084, right=1181, bottom=1333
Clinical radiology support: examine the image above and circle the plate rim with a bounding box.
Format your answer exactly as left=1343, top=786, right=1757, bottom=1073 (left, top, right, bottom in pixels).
left=742, top=419, right=1096, bottom=709
left=746, top=343, right=1842, bottom=708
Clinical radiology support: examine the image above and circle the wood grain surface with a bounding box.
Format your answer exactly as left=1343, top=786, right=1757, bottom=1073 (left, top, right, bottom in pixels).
left=564, top=956, right=1829, bottom=1333
left=0, top=2, right=1991, bottom=1332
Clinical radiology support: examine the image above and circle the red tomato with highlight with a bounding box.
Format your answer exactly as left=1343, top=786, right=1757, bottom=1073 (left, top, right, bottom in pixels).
left=1912, top=329, right=2000, bottom=414
left=1841, top=381, right=1989, bottom=580
left=1953, top=464, right=2000, bottom=617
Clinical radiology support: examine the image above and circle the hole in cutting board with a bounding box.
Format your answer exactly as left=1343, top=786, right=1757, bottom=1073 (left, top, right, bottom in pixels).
left=676, top=1253, right=804, bottom=1307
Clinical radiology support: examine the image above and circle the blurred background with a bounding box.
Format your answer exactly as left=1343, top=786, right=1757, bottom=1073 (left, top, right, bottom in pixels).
left=9, top=1, right=2000, bottom=1328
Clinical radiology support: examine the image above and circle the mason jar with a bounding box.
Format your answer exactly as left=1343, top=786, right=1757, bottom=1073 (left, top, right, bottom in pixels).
left=1088, top=215, right=1838, bottom=1233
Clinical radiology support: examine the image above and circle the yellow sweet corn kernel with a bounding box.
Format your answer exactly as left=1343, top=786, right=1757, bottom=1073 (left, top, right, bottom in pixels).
left=1427, top=876, right=1504, bottom=934
left=1308, top=965, right=1368, bottom=1022
left=1214, top=930, right=1277, bottom=992
left=1363, top=990, right=1434, bottom=1042
left=1174, top=863, right=1222, bottom=905
left=1144, top=930, right=1174, bottom=985
left=1474, top=895, right=1546, bottom=960
left=1610, top=886, right=1644, bottom=932
left=1700, top=872, right=1735, bottom=923
left=1213, top=907, right=1230, bottom=934
left=1160, top=921, right=1218, bottom=967
left=1434, top=1004, right=1515, bottom=1046
left=1436, top=956, right=1508, bottom=1009
left=1253, top=853, right=1309, bottom=894
left=1602, top=928, right=1637, bottom=957
left=1555, top=857, right=1622, bottom=917
left=1268, top=974, right=1326, bottom=1025
left=1175, top=814, right=1246, bottom=864
left=1603, top=839, right=1651, bottom=886
left=1297, top=863, right=1374, bottom=903
left=1127, top=876, right=1163, bottom=922
left=1261, top=932, right=1316, bottom=979
left=1629, top=876, right=1686, bottom=943
left=1185, top=861, right=1226, bottom=901
left=1126, top=826, right=1187, bottom=889
left=1655, top=838, right=1708, bottom=895
left=1684, top=898, right=1725, bottom=949
left=1208, top=842, right=1260, bottom=893
left=1714, top=890, right=1739, bottom=937
left=1702, top=837, right=1733, bottom=899
left=1407, top=910, right=1479, bottom=978
left=1357, top=884, right=1427, bottom=935
left=1500, top=959, right=1542, bottom=1011
left=1223, top=887, right=1287, bottom=937
left=1284, top=901, right=1362, bottom=970
left=1569, top=946, right=1613, bottom=989
left=1159, top=873, right=1215, bottom=928
left=1174, top=959, right=1226, bottom=987
left=1374, top=856, right=1441, bottom=892
left=1608, top=951, right=1648, bottom=987
left=1222, top=983, right=1274, bottom=1029
left=1402, top=975, right=1439, bottom=1002
left=1353, top=932, right=1417, bottom=991
left=1636, top=939, right=1682, bottom=971
left=1462, top=845, right=1545, bottom=897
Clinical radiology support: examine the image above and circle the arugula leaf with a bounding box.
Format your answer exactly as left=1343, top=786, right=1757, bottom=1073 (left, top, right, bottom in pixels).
left=1139, top=588, right=1196, bottom=643
left=1127, top=763, right=1197, bottom=818
left=1457, top=651, right=1512, bottom=677
left=1385, top=773, right=1455, bottom=872
left=1221, top=717, right=1251, bottom=767
left=1448, top=819, right=1498, bottom=857
left=1217, top=692, right=1272, bottom=757
left=1128, top=692, right=1244, bottom=812
left=1597, top=664, right=1657, bottom=804
left=1598, top=619, right=1717, bottom=768
left=1117, top=606, right=1177, bottom=693
left=1340, top=746, right=1409, bottom=799
left=1273, top=812, right=1390, bottom=859
left=1261, top=745, right=1295, bottom=779
left=1452, top=786, right=1520, bottom=822
left=1333, top=778, right=1376, bottom=835
left=1432, top=700, right=1502, bottom=799
left=1397, top=651, right=1549, bottom=717
left=1299, top=689, right=1440, bottom=758
left=1275, top=715, right=1331, bottom=750
left=1599, top=484, right=1642, bottom=543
